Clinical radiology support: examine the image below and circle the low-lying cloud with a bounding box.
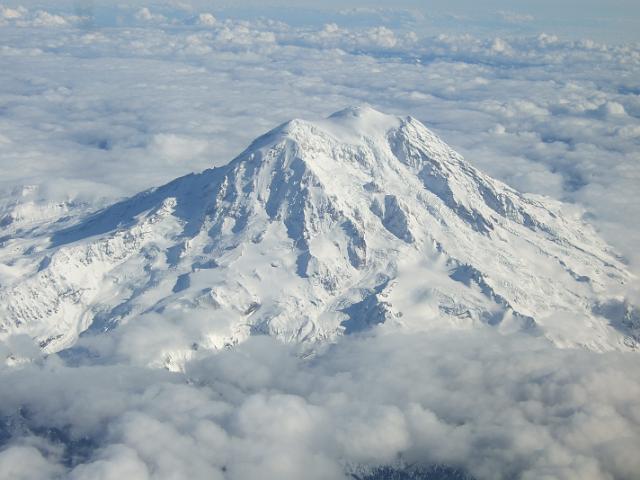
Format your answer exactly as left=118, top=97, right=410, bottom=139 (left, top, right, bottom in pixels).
left=2, top=330, right=640, bottom=479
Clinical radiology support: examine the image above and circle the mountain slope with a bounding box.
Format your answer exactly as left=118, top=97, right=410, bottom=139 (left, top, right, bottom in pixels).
left=0, top=106, right=637, bottom=367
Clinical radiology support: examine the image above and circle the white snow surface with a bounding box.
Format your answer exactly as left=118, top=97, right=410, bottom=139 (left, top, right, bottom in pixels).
left=0, top=106, right=637, bottom=368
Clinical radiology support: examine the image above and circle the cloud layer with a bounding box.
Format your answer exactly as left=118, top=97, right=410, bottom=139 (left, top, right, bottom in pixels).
left=2, top=331, right=640, bottom=479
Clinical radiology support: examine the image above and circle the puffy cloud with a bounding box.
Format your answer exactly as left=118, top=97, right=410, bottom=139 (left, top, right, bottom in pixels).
left=197, top=13, right=216, bottom=26
left=0, top=5, right=26, bottom=20
left=148, top=133, right=209, bottom=163
left=30, top=10, right=69, bottom=27
left=0, top=444, right=64, bottom=480
left=0, top=5, right=82, bottom=27
left=135, top=7, right=167, bottom=24
left=595, top=101, right=627, bottom=118
left=68, top=445, right=151, bottom=480
left=1, top=331, right=640, bottom=479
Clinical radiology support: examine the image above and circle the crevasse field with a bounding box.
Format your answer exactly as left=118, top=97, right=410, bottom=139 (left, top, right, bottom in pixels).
left=1, top=2, right=640, bottom=479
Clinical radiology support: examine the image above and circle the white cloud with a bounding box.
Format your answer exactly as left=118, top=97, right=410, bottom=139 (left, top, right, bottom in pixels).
left=69, top=445, right=151, bottom=480
left=148, top=133, right=209, bottom=163
left=135, top=7, right=167, bottom=24
left=595, top=101, right=627, bottom=118
left=197, top=13, right=216, bottom=26
left=0, top=5, right=83, bottom=27
left=489, top=37, right=510, bottom=54
left=0, top=444, right=64, bottom=479
left=0, top=5, right=26, bottom=19
left=31, top=10, right=68, bottom=27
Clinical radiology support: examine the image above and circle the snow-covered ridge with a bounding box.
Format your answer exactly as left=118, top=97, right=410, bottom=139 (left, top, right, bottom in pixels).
left=0, top=106, right=637, bottom=367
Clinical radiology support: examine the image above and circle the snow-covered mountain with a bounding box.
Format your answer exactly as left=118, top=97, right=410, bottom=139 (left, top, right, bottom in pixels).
left=0, top=106, right=637, bottom=367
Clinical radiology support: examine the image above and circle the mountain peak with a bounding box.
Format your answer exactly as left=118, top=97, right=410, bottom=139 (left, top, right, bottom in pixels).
left=317, top=105, right=402, bottom=143
left=259, top=106, right=404, bottom=150
left=238, top=106, right=451, bottom=180
left=326, top=104, right=401, bottom=126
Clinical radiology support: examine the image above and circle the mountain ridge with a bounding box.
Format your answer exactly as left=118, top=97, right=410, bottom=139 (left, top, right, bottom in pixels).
left=0, top=106, right=637, bottom=368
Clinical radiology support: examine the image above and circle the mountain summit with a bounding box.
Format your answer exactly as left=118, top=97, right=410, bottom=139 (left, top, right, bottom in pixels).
left=1, top=106, right=637, bottom=367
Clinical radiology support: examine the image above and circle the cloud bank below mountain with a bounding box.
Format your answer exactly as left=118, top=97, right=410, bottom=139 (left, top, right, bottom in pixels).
left=2, top=330, right=640, bottom=479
